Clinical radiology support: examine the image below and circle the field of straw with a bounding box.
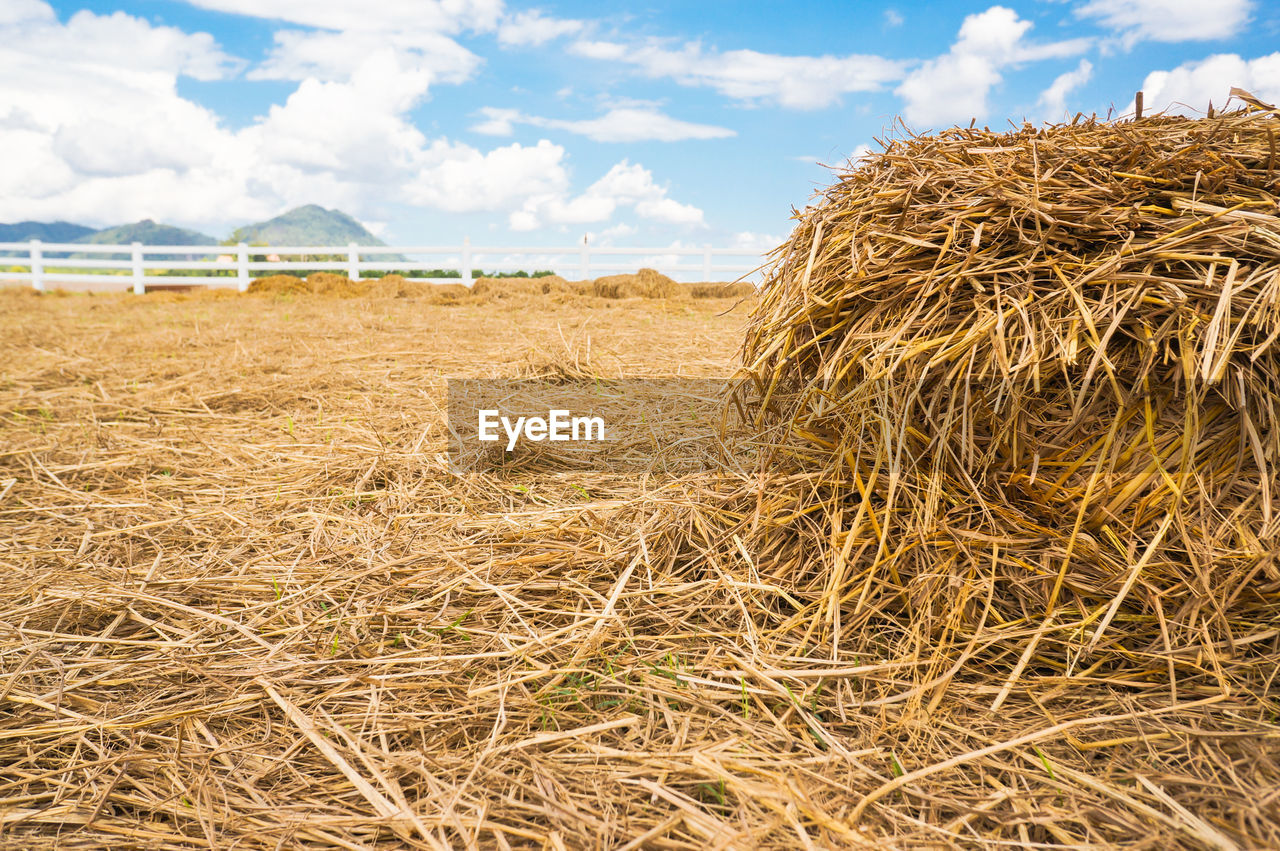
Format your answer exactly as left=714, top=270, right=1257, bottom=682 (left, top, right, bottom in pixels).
left=4, top=105, right=1280, bottom=850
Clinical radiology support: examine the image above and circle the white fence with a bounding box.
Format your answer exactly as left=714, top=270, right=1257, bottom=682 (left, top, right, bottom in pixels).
left=0, top=238, right=765, bottom=293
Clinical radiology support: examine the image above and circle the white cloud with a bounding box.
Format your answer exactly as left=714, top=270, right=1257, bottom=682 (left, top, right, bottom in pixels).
left=0, top=2, right=700, bottom=236
left=0, top=0, right=53, bottom=26
left=511, top=161, right=704, bottom=231
left=589, top=223, right=638, bottom=244
left=884, top=9, right=904, bottom=27
left=471, top=105, right=735, bottom=142
left=471, top=106, right=521, bottom=135
left=896, top=6, right=1091, bottom=127
left=568, top=39, right=907, bottom=109
left=1039, top=58, right=1093, bottom=118
left=405, top=139, right=570, bottom=212
left=0, top=3, right=245, bottom=221
left=248, top=28, right=481, bottom=83
left=1, top=3, right=240, bottom=82
left=244, top=50, right=434, bottom=178
left=194, top=0, right=500, bottom=87
left=571, top=40, right=627, bottom=61
left=1077, top=0, right=1253, bottom=47
left=731, top=231, right=783, bottom=251
left=1140, top=53, right=1280, bottom=116
left=180, top=0, right=504, bottom=34
left=497, top=9, right=582, bottom=46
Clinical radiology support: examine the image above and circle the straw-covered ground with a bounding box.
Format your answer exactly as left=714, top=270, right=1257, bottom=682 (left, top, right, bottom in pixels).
left=5, top=105, right=1280, bottom=850
left=0, top=287, right=777, bottom=849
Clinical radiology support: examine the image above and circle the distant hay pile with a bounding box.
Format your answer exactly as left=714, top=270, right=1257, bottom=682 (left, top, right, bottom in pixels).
left=737, top=104, right=1280, bottom=677
left=370, top=275, right=472, bottom=302
left=423, top=282, right=473, bottom=304
left=246, top=274, right=307, bottom=295
left=246, top=273, right=477, bottom=302
left=242, top=271, right=703, bottom=303
left=370, top=273, right=427, bottom=297
left=592, top=267, right=680, bottom=299
left=247, top=273, right=368, bottom=297
left=471, top=275, right=582, bottom=300
left=687, top=281, right=757, bottom=299
left=306, top=272, right=367, bottom=297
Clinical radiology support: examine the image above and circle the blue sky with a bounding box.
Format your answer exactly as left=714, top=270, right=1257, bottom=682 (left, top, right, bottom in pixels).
left=2, top=0, right=1277, bottom=250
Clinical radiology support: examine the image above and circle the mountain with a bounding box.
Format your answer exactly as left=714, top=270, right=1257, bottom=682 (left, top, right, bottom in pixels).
left=229, top=205, right=386, bottom=246
left=77, top=219, right=216, bottom=246
left=0, top=221, right=98, bottom=243
left=3, top=207, right=387, bottom=260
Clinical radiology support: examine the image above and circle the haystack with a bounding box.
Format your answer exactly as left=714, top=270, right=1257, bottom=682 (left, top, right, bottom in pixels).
left=368, top=272, right=416, bottom=297
left=306, top=272, right=369, bottom=297
left=368, top=274, right=470, bottom=301
left=471, top=274, right=581, bottom=300
left=592, top=267, right=680, bottom=299
left=736, top=103, right=1280, bottom=682
left=687, top=281, right=757, bottom=299
left=424, top=282, right=474, bottom=304
left=245, top=273, right=307, bottom=295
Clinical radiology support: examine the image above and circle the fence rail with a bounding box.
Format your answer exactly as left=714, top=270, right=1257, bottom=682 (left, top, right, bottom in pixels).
left=0, top=238, right=767, bottom=293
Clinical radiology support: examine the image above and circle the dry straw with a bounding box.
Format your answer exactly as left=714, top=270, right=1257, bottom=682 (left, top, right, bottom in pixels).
left=4, top=98, right=1280, bottom=848
left=471, top=274, right=584, bottom=300
left=592, top=268, right=681, bottom=299
left=733, top=94, right=1280, bottom=693
left=688, top=281, right=756, bottom=299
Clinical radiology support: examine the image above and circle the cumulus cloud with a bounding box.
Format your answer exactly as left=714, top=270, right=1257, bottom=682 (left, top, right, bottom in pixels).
left=497, top=9, right=583, bottom=46
left=567, top=39, right=907, bottom=109
left=471, top=107, right=522, bottom=136
left=0, top=1, right=701, bottom=235
left=195, top=0, right=504, bottom=87
left=589, top=223, right=638, bottom=244
left=1139, top=53, right=1280, bottom=116
left=180, top=0, right=504, bottom=35
left=405, top=139, right=570, bottom=213
left=1076, top=0, right=1253, bottom=47
left=1039, top=58, right=1094, bottom=118
left=896, top=5, right=1090, bottom=127
left=471, top=105, right=735, bottom=142
left=248, top=28, right=481, bottom=84
left=730, top=231, right=783, bottom=251
left=3, top=1, right=240, bottom=81
left=511, top=161, right=704, bottom=231
left=0, top=3, right=248, bottom=223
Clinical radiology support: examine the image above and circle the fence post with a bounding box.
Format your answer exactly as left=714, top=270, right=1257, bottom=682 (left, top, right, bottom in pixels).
left=580, top=235, right=589, bottom=281
left=236, top=243, right=249, bottom=292
left=702, top=244, right=712, bottom=281
left=347, top=242, right=359, bottom=282
left=30, top=239, right=44, bottom=292
left=131, top=242, right=144, bottom=295
left=461, top=236, right=472, bottom=286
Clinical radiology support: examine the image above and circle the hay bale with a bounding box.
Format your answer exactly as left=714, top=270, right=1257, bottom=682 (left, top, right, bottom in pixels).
left=367, top=274, right=448, bottom=299
left=471, top=275, right=582, bottom=300
left=470, top=276, right=537, bottom=299
left=246, top=274, right=307, bottom=295
left=306, top=272, right=369, bottom=297
left=687, top=281, right=757, bottom=299
left=592, top=268, right=680, bottom=299
left=736, top=107, right=1280, bottom=670
left=424, top=283, right=473, bottom=304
